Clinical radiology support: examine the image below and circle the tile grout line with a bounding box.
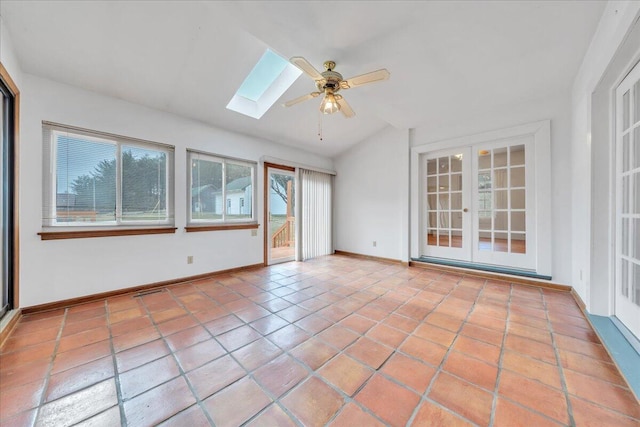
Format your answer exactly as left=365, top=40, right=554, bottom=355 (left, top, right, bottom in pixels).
left=405, top=275, right=488, bottom=427
left=30, top=308, right=68, bottom=426
left=543, top=291, right=577, bottom=426
left=105, top=298, right=130, bottom=427
left=142, top=288, right=220, bottom=426
left=487, top=282, right=514, bottom=427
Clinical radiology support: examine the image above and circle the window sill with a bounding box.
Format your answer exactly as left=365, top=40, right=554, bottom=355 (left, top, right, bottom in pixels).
left=38, top=227, right=177, bottom=240
left=185, top=223, right=259, bottom=232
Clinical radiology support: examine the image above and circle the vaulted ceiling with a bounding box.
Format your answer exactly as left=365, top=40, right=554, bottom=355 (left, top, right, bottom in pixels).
left=1, top=1, right=605, bottom=157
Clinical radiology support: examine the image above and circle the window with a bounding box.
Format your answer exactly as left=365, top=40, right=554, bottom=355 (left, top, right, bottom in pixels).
left=43, top=123, right=174, bottom=227
left=226, top=49, right=302, bottom=119
left=188, top=150, right=255, bottom=224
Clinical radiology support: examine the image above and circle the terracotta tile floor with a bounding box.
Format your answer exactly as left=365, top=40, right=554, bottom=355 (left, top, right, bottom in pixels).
left=1, top=255, right=639, bottom=426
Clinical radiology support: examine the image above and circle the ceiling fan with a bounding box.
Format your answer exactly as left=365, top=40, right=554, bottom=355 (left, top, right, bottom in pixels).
left=283, top=57, right=390, bottom=118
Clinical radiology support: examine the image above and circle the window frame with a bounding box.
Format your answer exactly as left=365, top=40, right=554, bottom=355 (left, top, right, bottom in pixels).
left=42, top=122, right=175, bottom=230
left=187, top=149, right=257, bottom=227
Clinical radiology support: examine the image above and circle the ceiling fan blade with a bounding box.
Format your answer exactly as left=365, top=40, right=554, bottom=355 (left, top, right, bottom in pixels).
left=290, top=57, right=324, bottom=81
left=336, top=96, right=355, bottom=118
left=341, top=69, right=390, bottom=89
left=282, top=92, right=320, bottom=107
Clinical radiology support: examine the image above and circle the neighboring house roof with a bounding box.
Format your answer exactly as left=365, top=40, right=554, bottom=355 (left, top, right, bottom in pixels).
left=191, top=184, right=217, bottom=197
left=225, top=176, right=252, bottom=192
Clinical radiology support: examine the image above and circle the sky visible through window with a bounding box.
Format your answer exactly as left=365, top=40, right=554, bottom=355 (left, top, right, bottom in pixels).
left=236, top=49, right=289, bottom=101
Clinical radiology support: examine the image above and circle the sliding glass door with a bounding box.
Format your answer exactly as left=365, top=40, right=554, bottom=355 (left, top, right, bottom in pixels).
left=0, top=78, right=14, bottom=319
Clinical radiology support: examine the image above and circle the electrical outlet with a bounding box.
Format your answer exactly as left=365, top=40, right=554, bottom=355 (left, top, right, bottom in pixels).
left=373, top=241, right=377, bottom=247
left=187, top=256, right=194, bottom=264
left=251, top=229, right=257, bottom=237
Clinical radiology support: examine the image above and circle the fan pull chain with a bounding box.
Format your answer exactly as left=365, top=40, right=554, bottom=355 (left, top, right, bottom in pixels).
left=318, top=110, right=323, bottom=141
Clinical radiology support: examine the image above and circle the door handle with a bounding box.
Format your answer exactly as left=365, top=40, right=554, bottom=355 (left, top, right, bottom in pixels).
left=463, top=208, right=469, bottom=213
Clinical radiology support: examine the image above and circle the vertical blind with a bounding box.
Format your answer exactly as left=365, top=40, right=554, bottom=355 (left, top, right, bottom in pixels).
left=300, top=168, right=333, bottom=260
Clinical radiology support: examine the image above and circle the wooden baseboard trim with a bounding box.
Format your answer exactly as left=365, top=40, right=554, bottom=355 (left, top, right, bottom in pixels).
left=333, top=250, right=408, bottom=266
left=21, top=263, right=264, bottom=315
left=409, top=260, right=572, bottom=292
left=0, top=309, right=22, bottom=349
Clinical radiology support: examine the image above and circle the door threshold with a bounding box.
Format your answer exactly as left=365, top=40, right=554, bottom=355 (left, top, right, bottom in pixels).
left=412, top=256, right=552, bottom=280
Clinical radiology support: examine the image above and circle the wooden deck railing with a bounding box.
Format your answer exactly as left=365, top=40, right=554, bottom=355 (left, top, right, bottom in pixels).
left=272, top=216, right=295, bottom=248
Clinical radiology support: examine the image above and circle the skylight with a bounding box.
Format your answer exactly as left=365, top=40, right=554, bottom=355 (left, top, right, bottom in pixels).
left=227, top=49, right=302, bottom=119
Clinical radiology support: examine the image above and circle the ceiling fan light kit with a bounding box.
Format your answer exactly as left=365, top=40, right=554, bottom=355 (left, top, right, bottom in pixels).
left=283, top=57, right=390, bottom=119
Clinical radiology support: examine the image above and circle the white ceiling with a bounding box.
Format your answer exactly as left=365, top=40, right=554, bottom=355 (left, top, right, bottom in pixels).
left=1, top=1, right=605, bottom=158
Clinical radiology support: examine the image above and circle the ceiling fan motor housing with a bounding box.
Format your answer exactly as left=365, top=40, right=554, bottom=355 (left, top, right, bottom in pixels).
left=317, top=69, right=343, bottom=93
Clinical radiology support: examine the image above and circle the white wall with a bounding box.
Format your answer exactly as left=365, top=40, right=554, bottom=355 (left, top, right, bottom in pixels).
left=334, top=127, right=410, bottom=261
left=19, top=74, right=333, bottom=307
left=571, top=1, right=640, bottom=312
left=0, top=14, right=23, bottom=88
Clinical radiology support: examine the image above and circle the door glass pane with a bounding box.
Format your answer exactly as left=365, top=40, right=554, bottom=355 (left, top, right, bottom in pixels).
left=511, top=167, right=525, bottom=187
left=427, top=194, right=437, bottom=210
left=451, top=155, right=463, bottom=172
left=495, top=212, right=508, bottom=231
left=623, top=90, right=630, bottom=130
left=269, top=171, right=295, bottom=262
left=427, top=176, right=437, bottom=192
left=450, top=173, right=462, bottom=191
left=635, top=172, right=640, bottom=214
left=427, top=229, right=437, bottom=246
left=511, top=233, right=526, bottom=254
left=622, top=133, right=630, bottom=172
left=438, top=231, right=450, bottom=247
left=634, top=219, right=640, bottom=258
left=478, top=150, right=491, bottom=169
left=476, top=144, right=527, bottom=255
left=511, top=190, right=525, bottom=209
left=511, top=212, right=525, bottom=232
left=622, top=259, right=629, bottom=297
left=427, top=159, right=437, bottom=175
left=479, top=231, right=491, bottom=251
left=440, top=175, right=449, bottom=191
left=622, top=218, right=629, bottom=256
left=635, top=81, right=640, bottom=124
left=510, top=145, right=525, bottom=166
left=494, top=148, right=508, bottom=167
left=451, top=212, right=462, bottom=229
left=438, top=157, right=449, bottom=173
left=633, top=262, right=640, bottom=304
left=451, top=192, right=462, bottom=210
left=622, top=176, right=629, bottom=213
left=494, top=170, right=508, bottom=188
left=634, top=128, right=640, bottom=169
left=495, top=190, right=508, bottom=209
left=495, top=232, right=508, bottom=252
left=451, top=230, right=462, bottom=248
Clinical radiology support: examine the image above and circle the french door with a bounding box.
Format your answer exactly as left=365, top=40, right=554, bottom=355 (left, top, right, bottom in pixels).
left=266, top=165, right=296, bottom=265
left=422, top=136, right=535, bottom=271
left=615, top=61, right=640, bottom=339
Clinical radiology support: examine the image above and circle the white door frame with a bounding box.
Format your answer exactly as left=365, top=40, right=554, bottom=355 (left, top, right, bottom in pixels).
left=411, top=120, right=552, bottom=276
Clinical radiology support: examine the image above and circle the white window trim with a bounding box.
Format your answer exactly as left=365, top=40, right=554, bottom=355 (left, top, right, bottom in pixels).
left=43, top=122, right=175, bottom=229
left=410, top=120, right=552, bottom=276
left=187, top=150, right=257, bottom=225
